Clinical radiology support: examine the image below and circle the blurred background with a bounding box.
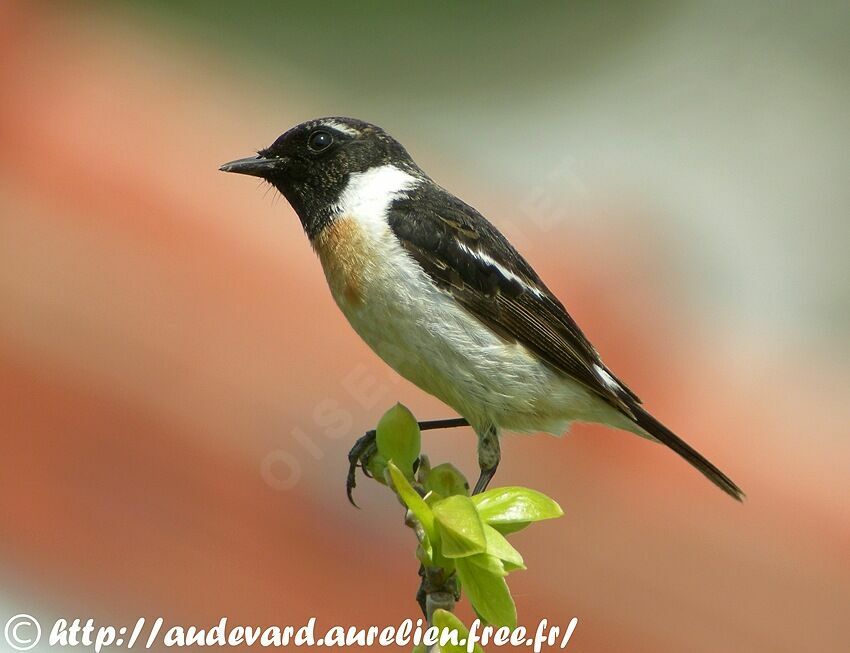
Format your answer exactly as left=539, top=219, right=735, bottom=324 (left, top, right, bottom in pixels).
left=1, top=1, right=848, bottom=651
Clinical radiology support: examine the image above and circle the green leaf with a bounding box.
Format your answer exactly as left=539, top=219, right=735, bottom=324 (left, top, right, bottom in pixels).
left=431, top=610, right=485, bottom=653
left=376, top=403, right=420, bottom=477
left=467, top=551, right=507, bottom=577
left=488, top=521, right=531, bottom=535
left=365, top=452, right=388, bottom=485
left=455, top=555, right=517, bottom=628
left=415, top=543, right=431, bottom=566
left=472, top=486, right=563, bottom=532
left=483, top=524, right=525, bottom=570
left=424, top=463, right=469, bottom=498
left=388, top=462, right=436, bottom=545
left=433, top=495, right=486, bottom=558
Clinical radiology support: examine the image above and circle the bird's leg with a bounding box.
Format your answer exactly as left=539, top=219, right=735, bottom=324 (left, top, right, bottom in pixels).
left=473, top=426, right=500, bottom=495
left=347, top=417, right=469, bottom=506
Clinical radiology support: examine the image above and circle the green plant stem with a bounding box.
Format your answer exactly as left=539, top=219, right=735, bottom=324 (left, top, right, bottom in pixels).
left=417, top=565, right=457, bottom=653
left=418, top=565, right=458, bottom=621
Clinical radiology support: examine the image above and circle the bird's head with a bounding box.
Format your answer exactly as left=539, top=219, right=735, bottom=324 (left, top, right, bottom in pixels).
left=220, top=117, right=419, bottom=237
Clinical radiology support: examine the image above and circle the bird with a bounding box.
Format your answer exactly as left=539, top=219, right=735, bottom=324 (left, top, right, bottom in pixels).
left=220, top=117, right=744, bottom=503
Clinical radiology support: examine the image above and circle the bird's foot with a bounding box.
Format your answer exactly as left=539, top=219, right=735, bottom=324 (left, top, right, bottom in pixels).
left=473, top=425, right=500, bottom=494
left=472, top=464, right=498, bottom=495
left=346, top=429, right=378, bottom=507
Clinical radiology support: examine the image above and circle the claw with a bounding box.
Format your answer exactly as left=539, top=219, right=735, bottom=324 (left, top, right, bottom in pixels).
left=346, top=429, right=377, bottom=508
left=346, top=417, right=469, bottom=507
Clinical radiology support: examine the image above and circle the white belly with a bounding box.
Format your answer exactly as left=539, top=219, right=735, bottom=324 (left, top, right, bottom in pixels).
left=312, top=213, right=615, bottom=436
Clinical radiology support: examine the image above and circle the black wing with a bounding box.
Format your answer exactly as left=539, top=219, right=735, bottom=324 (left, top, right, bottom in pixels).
left=388, top=184, right=746, bottom=501
left=387, top=184, right=640, bottom=417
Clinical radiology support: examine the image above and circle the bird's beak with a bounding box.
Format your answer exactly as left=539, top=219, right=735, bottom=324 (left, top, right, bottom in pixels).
left=219, top=155, right=285, bottom=177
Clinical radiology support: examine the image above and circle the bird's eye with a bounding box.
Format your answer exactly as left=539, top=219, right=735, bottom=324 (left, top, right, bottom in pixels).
left=308, top=130, right=333, bottom=152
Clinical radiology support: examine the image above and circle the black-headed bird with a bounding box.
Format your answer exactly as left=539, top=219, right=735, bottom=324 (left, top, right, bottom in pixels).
left=221, top=117, right=743, bottom=503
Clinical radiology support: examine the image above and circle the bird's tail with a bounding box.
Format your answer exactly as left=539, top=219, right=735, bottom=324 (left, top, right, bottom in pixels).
left=631, top=404, right=745, bottom=501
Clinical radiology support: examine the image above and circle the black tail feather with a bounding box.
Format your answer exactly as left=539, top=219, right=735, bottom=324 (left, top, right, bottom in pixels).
left=632, top=405, right=745, bottom=502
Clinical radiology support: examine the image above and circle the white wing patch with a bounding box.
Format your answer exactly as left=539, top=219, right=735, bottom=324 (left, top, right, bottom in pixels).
left=455, top=241, right=546, bottom=298
left=593, top=363, right=621, bottom=391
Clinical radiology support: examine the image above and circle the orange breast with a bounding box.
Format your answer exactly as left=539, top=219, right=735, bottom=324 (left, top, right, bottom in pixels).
left=312, top=216, right=370, bottom=308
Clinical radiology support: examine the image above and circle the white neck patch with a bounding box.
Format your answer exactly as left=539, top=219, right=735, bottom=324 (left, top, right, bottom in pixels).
left=333, top=164, right=419, bottom=234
